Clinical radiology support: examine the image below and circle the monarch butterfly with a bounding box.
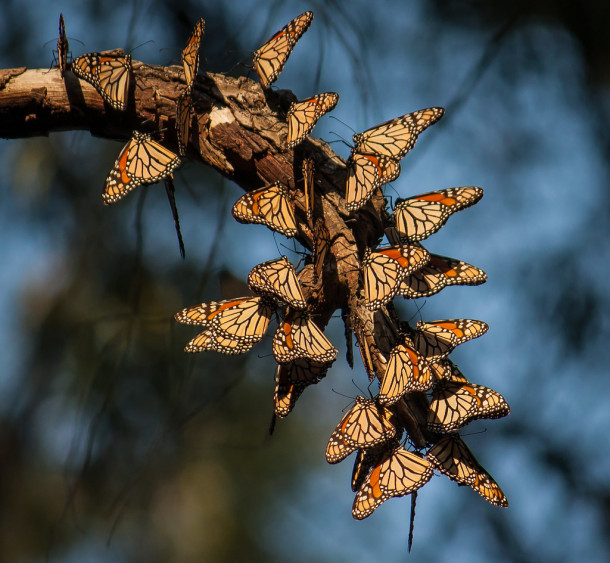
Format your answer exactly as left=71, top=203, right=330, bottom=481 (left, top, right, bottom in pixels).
left=351, top=445, right=393, bottom=493
left=182, top=18, right=205, bottom=89
left=253, top=11, right=314, bottom=89
left=176, top=90, right=192, bottom=157
left=164, top=175, right=186, bottom=258
left=345, top=153, right=401, bottom=212
left=232, top=182, right=297, bottom=237
left=379, top=340, right=432, bottom=405
left=413, top=319, right=489, bottom=363
left=272, top=310, right=337, bottom=364
left=286, top=92, right=339, bottom=148
left=302, top=158, right=315, bottom=229
left=426, top=434, right=508, bottom=507
left=352, top=107, right=445, bottom=160
left=175, top=296, right=275, bottom=354
left=57, top=14, right=69, bottom=78
left=247, top=256, right=306, bottom=310
left=183, top=329, right=264, bottom=354
left=352, top=445, right=433, bottom=520
left=274, top=359, right=329, bottom=418
left=398, top=254, right=487, bottom=299
left=326, top=396, right=398, bottom=464
left=427, top=381, right=510, bottom=433
left=393, top=187, right=484, bottom=241
left=71, top=52, right=132, bottom=111
left=103, top=131, right=181, bottom=204
left=363, top=245, right=430, bottom=310
left=429, top=358, right=469, bottom=384
left=312, top=219, right=330, bottom=284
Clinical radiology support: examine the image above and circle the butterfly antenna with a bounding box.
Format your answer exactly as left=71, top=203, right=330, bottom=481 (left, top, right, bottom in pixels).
left=330, top=388, right=356, bottom=405
left=129, top=39, right=156, bottom=55
left=460, top=428, right=488, bottom=437
left=325, top=136, right=353, bottom=153
left=164, top=176, right=186, bottom=259
left=328, top=115, right=356, bottom=135
left=385, top=181, right=401, bottom=201
left=408, top=491, right=418, bottom=552
left=366, top=379, right=376, bottom=397
left=350, top=379, right=367, bottom=398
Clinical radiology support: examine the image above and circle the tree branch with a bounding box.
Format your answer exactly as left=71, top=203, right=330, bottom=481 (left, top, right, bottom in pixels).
left=0, top=55, right=431, bottom=444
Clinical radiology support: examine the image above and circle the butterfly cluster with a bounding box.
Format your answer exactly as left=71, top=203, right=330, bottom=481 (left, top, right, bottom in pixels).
left=52, top=9, right=510, bottom=547
left=334, top=176, right=510, bottom=520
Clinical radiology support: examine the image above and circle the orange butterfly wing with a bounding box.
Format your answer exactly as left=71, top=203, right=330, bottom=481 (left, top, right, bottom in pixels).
left=247, top=256, right=306, bottom=310
left=253, top=11, right=314, bottom=88
left=103, top=132, right=181, bottom=204
left=352, top=107, right=444, bottom=160
left=272, top=310, right=337, bottom=364
left=232, top=182, right=297, bottom=237
left=72, top=53, right=132, bottom=110
left=363, top=245, right=429, bottom=310
left=379, top=340, right=432, bottom=405
left=175, top=297, right=275, bottom=355
left=393, top=187, right=483, bottom=241
left=399, top=254, right=487, bottom=299
left=352, top=446, right=433, bottom=520
left=413, top=319, right=489, bottom=362
left=345, top=154, right=400, bottom=212
left=287, top=92, right=339, bottom=148
left=326, top=397, right=397, bottom=463
left=426, top=434, right=508, bottom=507
left=427, top=381, right=510, bottom=433
left=182, top=18, right=205, bottom=89
left=273, top=359, right=329, bottom=417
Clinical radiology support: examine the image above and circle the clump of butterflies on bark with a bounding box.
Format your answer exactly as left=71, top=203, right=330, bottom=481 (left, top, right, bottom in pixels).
left=54, top=10, right=510, bottom=548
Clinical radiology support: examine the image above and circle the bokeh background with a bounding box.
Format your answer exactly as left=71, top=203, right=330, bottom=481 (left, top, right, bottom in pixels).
left=1, top=0, right=609, bottom=561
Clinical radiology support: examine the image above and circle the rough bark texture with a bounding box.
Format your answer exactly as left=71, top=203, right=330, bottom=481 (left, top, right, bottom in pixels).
left=0, top=54, right=433, bottom=446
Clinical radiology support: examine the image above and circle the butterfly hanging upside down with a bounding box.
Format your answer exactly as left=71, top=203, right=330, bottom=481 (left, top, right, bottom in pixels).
left=103, top=131, right=181, bottom=204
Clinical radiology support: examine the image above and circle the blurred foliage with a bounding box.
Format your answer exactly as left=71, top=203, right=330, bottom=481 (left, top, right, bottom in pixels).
left=0, top=0, right=610, bottom=561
